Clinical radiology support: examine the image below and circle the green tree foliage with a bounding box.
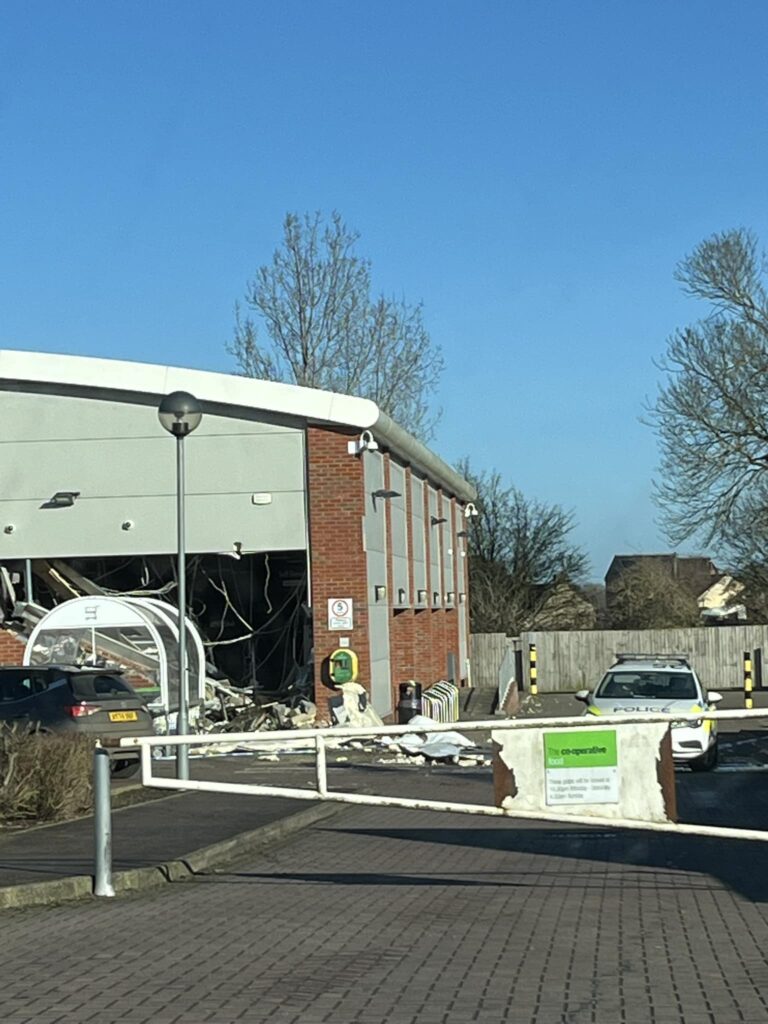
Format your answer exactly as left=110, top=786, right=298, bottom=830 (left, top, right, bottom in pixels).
left=609, top=562, right=701, bottom=630
left=459, top=460, right=591, bottom=634
left=230, top=212, right=444, bottom=439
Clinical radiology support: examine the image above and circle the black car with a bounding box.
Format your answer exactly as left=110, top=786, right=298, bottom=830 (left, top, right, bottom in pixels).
left=0, top=665, right=155, bottom=777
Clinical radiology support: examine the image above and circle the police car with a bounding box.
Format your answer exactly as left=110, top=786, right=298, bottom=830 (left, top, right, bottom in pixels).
left=574, top=653, right=722, bottom=771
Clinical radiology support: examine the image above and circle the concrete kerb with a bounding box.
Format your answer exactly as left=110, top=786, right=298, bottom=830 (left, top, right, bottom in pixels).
left=0, top=800, right=345, bottom=911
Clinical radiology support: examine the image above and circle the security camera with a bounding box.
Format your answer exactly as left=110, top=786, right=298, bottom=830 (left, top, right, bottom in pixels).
left=361, top=429, right=379, bottom=452
left=121, top=520, right=134, bottom=531
left=347, top=429, right=379, bottom=455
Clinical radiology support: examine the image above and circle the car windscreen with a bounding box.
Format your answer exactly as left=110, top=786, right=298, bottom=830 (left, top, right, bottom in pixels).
left=596, top=671, right=698, bottom=701
left=69, top=674, right=136, bottom=701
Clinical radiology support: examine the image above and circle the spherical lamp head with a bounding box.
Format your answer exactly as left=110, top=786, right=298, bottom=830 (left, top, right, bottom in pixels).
left=158, top=391, right=203, bottom=437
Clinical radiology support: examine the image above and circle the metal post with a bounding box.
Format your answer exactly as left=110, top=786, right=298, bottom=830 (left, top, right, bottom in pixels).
left=529, top=643, right=538, bottom=696
left=24, top=559, right=34, bottom=604
left=744, top=650, right=753, bottom=710
left=315, top=734, right=327, bottom=797
left=93, top=745, right=115, bottom=897
left=176, top=434, right=189, bottom=780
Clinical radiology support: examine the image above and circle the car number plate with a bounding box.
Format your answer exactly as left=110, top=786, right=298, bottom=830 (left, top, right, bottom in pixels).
left=109, top=710, right=138, bottom=722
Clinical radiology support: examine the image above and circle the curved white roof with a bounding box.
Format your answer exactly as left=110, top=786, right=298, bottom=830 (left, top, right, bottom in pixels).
left=0, top=348, right=380, bottom=430
left=0, top=349, right=475, bottom=500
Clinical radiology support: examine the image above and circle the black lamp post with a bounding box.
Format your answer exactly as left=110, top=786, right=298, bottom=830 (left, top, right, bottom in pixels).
left=158, top=390, right=202, bottom=780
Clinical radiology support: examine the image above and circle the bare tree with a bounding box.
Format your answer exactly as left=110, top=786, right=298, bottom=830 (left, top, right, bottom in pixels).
left=459, top=460, right=590, bottom=634
left=651, top=228, right=768, bottom=553
left=608, top=562, right=700, bottom=630
left=229, top=212, right=444, bottom=439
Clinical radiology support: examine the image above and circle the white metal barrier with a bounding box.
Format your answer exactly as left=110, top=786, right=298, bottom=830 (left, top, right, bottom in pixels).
left=120, top=708, right=768, bottom=843
left=421, top=681, right=460, bottom=722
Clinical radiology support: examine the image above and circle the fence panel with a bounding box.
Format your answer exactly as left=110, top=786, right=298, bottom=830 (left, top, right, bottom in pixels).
left=518, top=625, right=768, bottom=692
left=470, top=633, right=511, bottom=690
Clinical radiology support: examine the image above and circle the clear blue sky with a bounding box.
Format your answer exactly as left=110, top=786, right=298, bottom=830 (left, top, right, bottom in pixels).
left=2, top=1, right=767, bottom=580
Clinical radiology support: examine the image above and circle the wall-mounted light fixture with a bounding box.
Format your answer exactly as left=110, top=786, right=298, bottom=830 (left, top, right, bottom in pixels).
left=433, top=591, right=440, bottom=605
left=457, top=529, right=469, bottom=538
left=430, top=515, right=447, bottom=526
left=463, top=502, right=479, bottom=519
left=373, top=489, right=401, bottom=500
left=397, top=588, right=407, bottom=604
left=459, top=592, right=467, bottom=603
left=445, top=591, right=455, bottom=604
left=374, top=584, right=387, bottom=601
left=417, top=589, right=428, bottom=603
left=41, top=490, right=81, bottom=509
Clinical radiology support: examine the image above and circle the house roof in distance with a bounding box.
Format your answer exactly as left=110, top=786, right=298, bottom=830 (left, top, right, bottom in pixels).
left=0, top=349, right=475, bottom=501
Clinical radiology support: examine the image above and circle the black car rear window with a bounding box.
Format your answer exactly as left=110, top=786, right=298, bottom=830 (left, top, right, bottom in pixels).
left=0, top=671, right=36, bottom=702
left=69, top=674, right=134, bottom=701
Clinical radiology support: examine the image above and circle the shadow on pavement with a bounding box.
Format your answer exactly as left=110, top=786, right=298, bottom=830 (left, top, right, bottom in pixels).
left=310, top=825, right=768, bottom=902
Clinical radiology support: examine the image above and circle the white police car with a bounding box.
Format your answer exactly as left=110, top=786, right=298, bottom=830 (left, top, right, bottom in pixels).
left=574, top=653, right=722, bottom=771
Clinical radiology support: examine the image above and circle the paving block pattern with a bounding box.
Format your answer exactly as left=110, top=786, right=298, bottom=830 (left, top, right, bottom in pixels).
left=3, top=794, right=768, bottom=1023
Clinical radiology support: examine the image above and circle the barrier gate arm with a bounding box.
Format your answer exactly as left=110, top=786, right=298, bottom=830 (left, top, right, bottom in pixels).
left=117, top=708, right=768, bottom=844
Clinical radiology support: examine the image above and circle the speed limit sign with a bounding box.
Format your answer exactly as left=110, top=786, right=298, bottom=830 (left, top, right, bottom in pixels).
left=328, top=598, right=354, bottom=630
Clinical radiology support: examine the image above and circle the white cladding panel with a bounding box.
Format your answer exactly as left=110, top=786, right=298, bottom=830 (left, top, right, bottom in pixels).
left=410, top=475, right=427, bottom=605
left=442, top=497, right=455, bottom=603
left=427, top=487, right=442, bottom=608
left=0, top=391, right=306, bottom=558
left=389, top=462, right=409, bottom=607
left=363, top=451, right=392, bottom=717
left=454, top=502, right=468, bottom=677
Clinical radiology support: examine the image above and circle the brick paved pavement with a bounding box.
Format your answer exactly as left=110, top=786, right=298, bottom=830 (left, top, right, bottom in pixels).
left=3, top=791, right=768, bottom=1024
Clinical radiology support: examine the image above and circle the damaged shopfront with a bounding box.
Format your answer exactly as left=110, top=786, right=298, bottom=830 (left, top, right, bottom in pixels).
left=0, top=350, right=474, bottom=728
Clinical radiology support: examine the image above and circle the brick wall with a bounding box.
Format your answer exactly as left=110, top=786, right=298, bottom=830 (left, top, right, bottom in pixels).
left=0, top=629, right=27, bottom=663
left=306, top=426, right=369, bottom=723
left=306, top=426, right=470, bottom=722
left=384, top=460, right=466, bottom=706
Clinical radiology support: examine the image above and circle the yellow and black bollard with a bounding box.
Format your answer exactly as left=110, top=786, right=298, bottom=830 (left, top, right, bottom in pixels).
left=529, top=643, right=538, bottom=696
left=744, top=650, right=753, bottom=710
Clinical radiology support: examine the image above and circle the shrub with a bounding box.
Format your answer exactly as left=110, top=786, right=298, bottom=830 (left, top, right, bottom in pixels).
left=0, top=725, right=93, bottom=823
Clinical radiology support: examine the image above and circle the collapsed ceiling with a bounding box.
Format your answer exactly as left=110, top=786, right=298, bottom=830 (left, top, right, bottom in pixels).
left=0, top=551, right=311, bottom=698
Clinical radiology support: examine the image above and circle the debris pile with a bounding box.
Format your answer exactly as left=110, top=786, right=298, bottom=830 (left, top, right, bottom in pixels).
left=376, top=714, right=489, bottom=767
left=201, top=679, right=318, bottom=735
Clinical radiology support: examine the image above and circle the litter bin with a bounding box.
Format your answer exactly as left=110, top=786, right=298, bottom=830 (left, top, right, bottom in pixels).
left=397, top=682, right=422, bottom=724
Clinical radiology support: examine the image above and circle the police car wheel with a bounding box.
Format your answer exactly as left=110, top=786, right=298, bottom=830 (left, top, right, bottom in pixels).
left=690, top=741, right=718, bottom=772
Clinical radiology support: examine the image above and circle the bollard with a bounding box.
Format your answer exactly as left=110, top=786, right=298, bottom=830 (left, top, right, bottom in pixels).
left=93, top=745, right=115, bottom=897
left=529, top=643, right=538, bottom=696
left=744, top=651, right=753, bottom=710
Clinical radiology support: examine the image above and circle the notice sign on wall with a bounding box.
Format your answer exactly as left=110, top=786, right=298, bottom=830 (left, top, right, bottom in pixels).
left=543, top=730, right=619, bottom=806
left=327, top=598, right=354, bottom=631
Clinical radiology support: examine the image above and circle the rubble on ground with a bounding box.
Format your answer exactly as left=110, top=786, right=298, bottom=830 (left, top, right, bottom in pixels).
left=376, top=714, right=488, bottom=766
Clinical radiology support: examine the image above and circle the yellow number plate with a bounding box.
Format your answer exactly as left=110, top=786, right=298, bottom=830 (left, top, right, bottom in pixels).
left=109, top=710, right=138, bottom=722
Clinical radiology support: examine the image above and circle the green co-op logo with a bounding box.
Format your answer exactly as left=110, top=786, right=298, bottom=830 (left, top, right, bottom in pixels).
left=544, top=730, right=618, bottom=769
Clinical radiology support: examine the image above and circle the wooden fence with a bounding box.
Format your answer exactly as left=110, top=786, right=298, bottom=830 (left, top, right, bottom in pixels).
left=469, top=633, right=512, bottom=690
left=471, top=625, right=768, bottom=694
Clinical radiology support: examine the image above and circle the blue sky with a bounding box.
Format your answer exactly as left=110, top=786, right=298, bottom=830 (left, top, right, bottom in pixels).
left=2, top=1, right=768, bottom=580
